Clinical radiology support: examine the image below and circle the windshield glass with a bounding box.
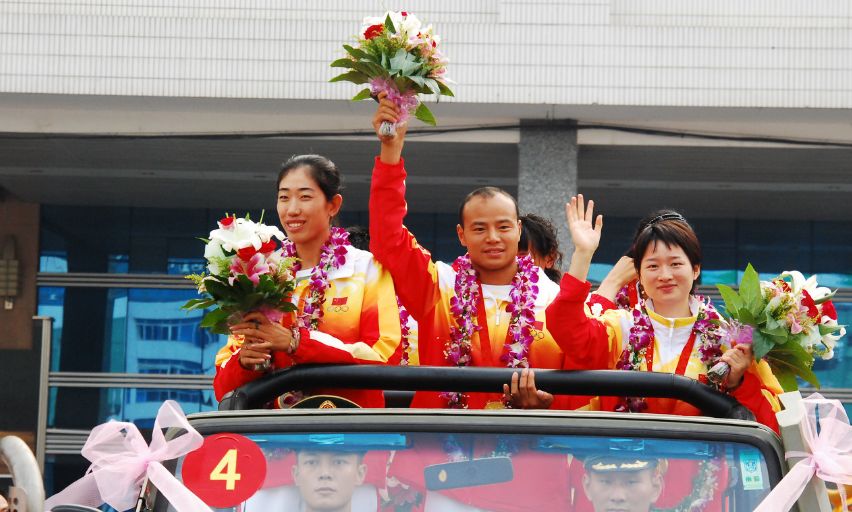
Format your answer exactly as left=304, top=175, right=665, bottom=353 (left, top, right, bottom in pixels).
left=163, top=431, right=774, bottom=512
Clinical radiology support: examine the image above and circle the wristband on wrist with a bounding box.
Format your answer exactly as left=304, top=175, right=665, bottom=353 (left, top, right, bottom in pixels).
left=287, top=327, right=301, bottom=355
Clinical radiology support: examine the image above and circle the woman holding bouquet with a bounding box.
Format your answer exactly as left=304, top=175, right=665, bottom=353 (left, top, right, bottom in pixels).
left=546, top=198, right=783, bottom=433
left=213, top=154, right=402, bottom=407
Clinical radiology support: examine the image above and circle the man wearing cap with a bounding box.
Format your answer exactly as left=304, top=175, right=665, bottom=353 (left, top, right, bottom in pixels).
left=581, top=455, right=663, bottom=512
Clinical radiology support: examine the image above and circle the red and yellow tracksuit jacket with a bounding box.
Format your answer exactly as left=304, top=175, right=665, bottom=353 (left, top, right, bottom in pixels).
left=213, top=245, right=402, bottom=407
left=369, top=157, right=570, bottom=409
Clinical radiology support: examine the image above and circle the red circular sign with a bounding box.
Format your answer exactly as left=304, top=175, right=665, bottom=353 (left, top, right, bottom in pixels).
left=182, top=433, right=267, bottom=508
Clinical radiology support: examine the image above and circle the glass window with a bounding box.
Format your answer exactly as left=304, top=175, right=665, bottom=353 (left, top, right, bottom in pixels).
left=48, top=386, right=216, bottom=430
left=39, top=206, right=269, bottom=274
left=156, top=432, right=775, bottom=512
left=38, top=286, right=226, bottom=374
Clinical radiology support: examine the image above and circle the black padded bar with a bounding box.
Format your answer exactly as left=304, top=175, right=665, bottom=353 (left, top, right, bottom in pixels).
left=218, top=365, right=750, bottom=420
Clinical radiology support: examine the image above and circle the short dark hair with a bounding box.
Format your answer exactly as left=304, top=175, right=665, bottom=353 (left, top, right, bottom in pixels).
left=629, top=210, right=701, bottom=290
left=519, top=213, right=563, bottom=280
left=458, top=187, right=519, bottom=225
left=277, top=154, right=342, bottom=201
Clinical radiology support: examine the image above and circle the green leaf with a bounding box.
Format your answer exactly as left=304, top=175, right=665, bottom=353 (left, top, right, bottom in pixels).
left=818, top=323, right=844, bottom=335
left=181, top=298, right=216, bottom=311
left=363, top=61, right=389, bottom=78
left=764, top=342, right=819, bottom=390
left=236, top=274, right=255, bottom=294
left=388, top=49, right=421, bottom=76
left=342, top=44, right=371, bottom=61
left=772, top=369, right=800, bottom=393
left=716, top=284, right=743, bottom=318
left=736, top=307, right=757, bottom=326
left=351, top=88, right=373, bottom=101
left=739, top=264, right=764, bottom=317
left=384, top=14, right=396, bottom=34
left=393, top=75, right=412, bottom=93
left=812, top=291, right=836, bottom=305
left=330, top=58, right=357, bottom=68
left=422, top=77, right=440, bottom=95
left=751, top=329, right=775, bottom=361
left=437, top=80, right=454, bottom=97
left=203, top=278, right=233, bottom=301
left=238, top=293, right=265, bottom=311
left=200, top=308, right=230, bottom=329
left=414, top=103, right=436, bottom=126
left=329, top=71, right=370, bottom=84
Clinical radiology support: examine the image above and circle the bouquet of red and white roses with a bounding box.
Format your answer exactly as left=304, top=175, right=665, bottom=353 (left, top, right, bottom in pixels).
left=711, top=264, right=845, bottom=391
left=330, top=10, right=453, bottom=135
left=182, top=214, right=297, bottom=335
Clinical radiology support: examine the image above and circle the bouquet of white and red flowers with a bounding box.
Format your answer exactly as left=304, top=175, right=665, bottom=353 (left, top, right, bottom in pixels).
left=330, top=10, right=453, bottom=135
left=182, top=214, right=297, bottom=335
left=711, top=264, right=846, bottom=391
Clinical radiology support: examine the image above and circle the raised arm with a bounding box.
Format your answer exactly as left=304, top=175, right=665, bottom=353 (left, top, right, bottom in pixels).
left=547, top=196, right=620, bottom=370
left=593, top=256, right=637, bottom=303
left=368, top=94, right=441, bottom=321
left=564, top=194, right=603, bottom=282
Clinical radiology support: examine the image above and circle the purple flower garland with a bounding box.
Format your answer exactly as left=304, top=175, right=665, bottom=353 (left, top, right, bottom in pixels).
left=441, top=253, right=540, bottom=408
left=501, top=254, right=540, bottom=368
left=398, top=297, right=412, bottom=366
left=282, top=226, right=350, bottom=331
left=615, top=295, right=723, bottom=413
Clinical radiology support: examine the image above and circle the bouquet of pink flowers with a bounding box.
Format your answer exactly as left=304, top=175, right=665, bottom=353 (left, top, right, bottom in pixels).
left=330, top=10, right=453, bottom=135
left=182, top=214, right=297, bottom=335
left=711, top=264, right=846, bottom=391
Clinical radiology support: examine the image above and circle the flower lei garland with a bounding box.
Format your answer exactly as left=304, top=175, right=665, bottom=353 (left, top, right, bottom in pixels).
left=277, top=227, right=349, bottom=407
left=397, top=297, right=413, bottom=365
left=440, top=254, right=540, bottom=409
left=281, top=226, right=349, bottom=331
left=656, top=459, right=721, bottom=512
left=615, top=283, right=633, bottom=310
left=615, top=295, right=723, bottom=413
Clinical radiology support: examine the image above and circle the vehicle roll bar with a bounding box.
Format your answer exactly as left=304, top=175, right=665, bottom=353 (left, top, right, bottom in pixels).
left=219, top=365, right=754, bottom=421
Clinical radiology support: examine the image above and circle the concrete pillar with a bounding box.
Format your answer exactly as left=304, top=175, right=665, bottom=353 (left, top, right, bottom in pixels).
left=517, top=120, right=578, bottom=271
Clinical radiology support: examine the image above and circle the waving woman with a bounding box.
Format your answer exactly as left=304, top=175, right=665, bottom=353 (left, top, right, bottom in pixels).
left=546, top=196, right=782, bottom=432
left=213, top=155, right=402, bottom=407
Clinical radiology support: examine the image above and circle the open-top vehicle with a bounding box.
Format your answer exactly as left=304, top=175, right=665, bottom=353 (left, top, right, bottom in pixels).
left=1, top=365, right=840, bottom=511
left=139, top=365, right=833, bottom=512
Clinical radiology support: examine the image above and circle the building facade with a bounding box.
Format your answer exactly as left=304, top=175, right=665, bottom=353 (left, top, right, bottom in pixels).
left=0, top=0, right=851, bottom=492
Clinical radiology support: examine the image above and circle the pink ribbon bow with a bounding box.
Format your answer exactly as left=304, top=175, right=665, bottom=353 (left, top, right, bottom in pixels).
left=45, top=400, right=212, bottom=512
left=754, top=393, right=852, bottom=512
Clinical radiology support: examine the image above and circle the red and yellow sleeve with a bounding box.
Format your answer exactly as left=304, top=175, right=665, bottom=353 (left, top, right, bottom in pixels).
left=546, top=273, right=622, bottom=371
left=369, top=157, right=441, bottom=322
left=729, top=359, right=782, bottom=434
left=212, top=335, right=294, bottom=401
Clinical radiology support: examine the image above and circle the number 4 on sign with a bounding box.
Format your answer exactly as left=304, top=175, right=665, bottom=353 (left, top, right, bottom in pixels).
left=210, top=449, right=242, bottom=490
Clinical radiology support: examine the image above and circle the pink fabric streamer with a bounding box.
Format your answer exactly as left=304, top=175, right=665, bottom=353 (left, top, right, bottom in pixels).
left=45, top=400, right=212, bottom=512
left=754, top=393, right=852, bottom=512
left=370, top=77, right=418, bottom=124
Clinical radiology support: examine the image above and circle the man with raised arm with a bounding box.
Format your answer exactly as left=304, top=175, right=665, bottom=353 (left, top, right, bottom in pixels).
left=368, top=93, right=581, bottom=410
